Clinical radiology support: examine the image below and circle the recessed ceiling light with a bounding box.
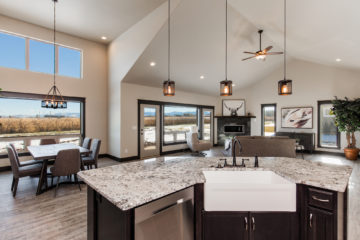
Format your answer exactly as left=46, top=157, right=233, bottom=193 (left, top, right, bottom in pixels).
left=101, top=36, right=107, bottom=40
left=232, top=84, right=236, bottom=87
left=150, top=62, right=156, bottom=67
left=335, top=58, right=342, bottom=62
left=200, top=75, right=205, bottom=79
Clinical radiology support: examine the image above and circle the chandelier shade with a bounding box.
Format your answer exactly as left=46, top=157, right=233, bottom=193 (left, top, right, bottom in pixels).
left=163, top=80, right=175, bottom=96
left=278, top=79, right=292, bottom=95
left=220, top=80, right=232, bottom=96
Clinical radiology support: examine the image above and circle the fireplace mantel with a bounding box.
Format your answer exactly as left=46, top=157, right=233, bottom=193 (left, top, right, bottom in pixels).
left=214, top=115, right=256, bottom=119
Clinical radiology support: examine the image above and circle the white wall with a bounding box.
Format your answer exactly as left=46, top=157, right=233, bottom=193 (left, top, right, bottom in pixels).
left=120, top=82, right=220, bottom=158
left=0, top=15, right=108, bottom=164
left=221, top=59, right=360, bottom=152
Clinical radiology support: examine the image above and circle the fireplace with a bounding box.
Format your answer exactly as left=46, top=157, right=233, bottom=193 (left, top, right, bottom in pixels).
left=215, top=116, right=254, bottom=145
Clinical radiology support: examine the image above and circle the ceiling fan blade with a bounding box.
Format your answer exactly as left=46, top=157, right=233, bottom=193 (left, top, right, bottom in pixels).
left=242, top=56, right=257, bottom=61
left=265, top=52, right=284, bottom=55
left=243, top=51, right=256, bottom=54
left=263, top=46, right=273, bottom=53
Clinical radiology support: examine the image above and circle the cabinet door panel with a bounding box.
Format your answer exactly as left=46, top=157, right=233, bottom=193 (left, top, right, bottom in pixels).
left=249, top=212, right=295, bottom=240
left=307, top=207, right=334, bottom=240
left=203, top=212, right=248, bottom=240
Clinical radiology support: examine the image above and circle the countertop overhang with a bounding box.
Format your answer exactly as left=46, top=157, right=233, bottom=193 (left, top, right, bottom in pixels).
left=78, top=157, right=352, bottom=211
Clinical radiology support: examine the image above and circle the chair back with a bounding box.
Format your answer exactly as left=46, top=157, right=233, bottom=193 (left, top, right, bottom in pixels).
left=40, top=139, right=56, bottom=145
left=6, top=146, right=20, bottom=177
left=9, top=143, right=21, bottom=166
left=82, top=137, right=92, bottom=150
left=52, top=149, right=81, bottom=177
left=186, top=132, right=199, bottom=152
left=90, top=139, right=101, bottom=162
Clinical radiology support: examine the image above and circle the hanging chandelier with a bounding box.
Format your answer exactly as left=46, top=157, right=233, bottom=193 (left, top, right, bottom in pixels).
left=278, top=0, right=292, bottom=95
left=163, top=0, right=175, bottom=96
left=42, top=0, right=67, bottom=109
left=220, top=0, right=232, bottom=96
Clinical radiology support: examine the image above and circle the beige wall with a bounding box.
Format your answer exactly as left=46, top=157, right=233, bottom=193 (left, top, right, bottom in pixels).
left=0, top=15, right=108, bottom=166
left=120, top=82, right=220, bottom=158
left=221, top=59, right=360, bottom=152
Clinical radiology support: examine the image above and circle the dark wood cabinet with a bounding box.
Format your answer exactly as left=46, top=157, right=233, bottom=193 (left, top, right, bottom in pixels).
left=202, top=211, right=295, bottom=240
left=306, top=206, right=335, bottom=240
left=249, top=212, right=296, bottom=240
left=203, top=212, right=248, bottom=240
left=276, top=132, right=315, bottom=152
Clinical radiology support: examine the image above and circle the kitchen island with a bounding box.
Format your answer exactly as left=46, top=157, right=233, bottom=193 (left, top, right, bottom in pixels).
left=78, top=156, right=352, bottom=240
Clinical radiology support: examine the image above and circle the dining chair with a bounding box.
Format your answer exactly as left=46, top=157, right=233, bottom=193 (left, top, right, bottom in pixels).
left=82, top=137, right=92, bottom=150
left=82, top=139, right=101, bottom=169
left=6, top=146, right=43, bottom=197
left=9, top=143, right=40, bottom=167
left=50, top=149, right=81, bottom=197
left=40, top=139, right=57, bottom=145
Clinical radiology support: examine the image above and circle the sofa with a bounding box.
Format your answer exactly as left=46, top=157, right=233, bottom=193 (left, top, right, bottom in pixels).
left=225, top=136, right=296, bottom=158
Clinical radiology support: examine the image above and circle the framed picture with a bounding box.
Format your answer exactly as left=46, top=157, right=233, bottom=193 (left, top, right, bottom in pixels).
left=222, top=99, right=246, bottom=116
left=281, top=107, right=313, bottom=129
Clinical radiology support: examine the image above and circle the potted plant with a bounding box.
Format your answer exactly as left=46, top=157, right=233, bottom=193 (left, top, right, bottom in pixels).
left=331, top=97, right=360, bottom=160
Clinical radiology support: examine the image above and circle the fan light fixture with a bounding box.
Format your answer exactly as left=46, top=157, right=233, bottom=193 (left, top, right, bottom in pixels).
left=42, top=0, right=67, bottom=109
left=278, top=0, right=292, bottom=95
left=220, top=0, right=232, bottom=96
left=163, top=0, right=175, bottom=96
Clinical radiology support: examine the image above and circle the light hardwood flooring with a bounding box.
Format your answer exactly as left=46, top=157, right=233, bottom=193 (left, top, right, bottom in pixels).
left=0, top=150, right=359, bottom=240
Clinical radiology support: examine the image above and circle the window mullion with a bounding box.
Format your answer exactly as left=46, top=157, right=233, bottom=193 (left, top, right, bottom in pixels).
left=25, top=38, right=29, bottom=70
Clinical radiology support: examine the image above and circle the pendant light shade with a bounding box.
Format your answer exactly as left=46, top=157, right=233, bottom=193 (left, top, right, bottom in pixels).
left=219, top=0, right=232, bottom=96
left=163, top=80, right=175, bottom=96
left=220, top=80, right=232, bottom=96
left=278, top=0, right=292, bottom=96
left=163, top=0, right=175, bottom=96
left=42, top=0, right=67, bottom=108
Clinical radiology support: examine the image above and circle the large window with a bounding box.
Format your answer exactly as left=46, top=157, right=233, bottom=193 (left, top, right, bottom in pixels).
left=318, top=101, right=340, bottom=148
left=163, top=105, right=198, bottom=144
left=0, top=93, right=84, bottom=154
left=0, top=31, right=82, bottom=78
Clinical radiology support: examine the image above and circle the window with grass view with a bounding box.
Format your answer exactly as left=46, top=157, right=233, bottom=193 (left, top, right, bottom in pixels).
left=318, top=101, right=339, bottom=148
left=0, top=97, right=81, bottom=153
left=163, top=105, right=197, bottom=144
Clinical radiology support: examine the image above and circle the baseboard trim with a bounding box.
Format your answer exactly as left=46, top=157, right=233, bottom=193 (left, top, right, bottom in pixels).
left=0, top=166, right=11, bottom=172
left=99, top=154, right=139, bottom=162
left=161, top=148, right=191, bottom=156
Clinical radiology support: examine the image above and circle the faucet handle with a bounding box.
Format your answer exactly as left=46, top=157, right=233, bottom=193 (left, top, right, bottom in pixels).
left=241, top=158, right=250, bottom=167
left=218, top=158, right=228, bottom=167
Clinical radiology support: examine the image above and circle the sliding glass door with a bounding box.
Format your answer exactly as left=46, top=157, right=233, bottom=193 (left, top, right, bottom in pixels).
left=140, top=104, right=160, bottom=158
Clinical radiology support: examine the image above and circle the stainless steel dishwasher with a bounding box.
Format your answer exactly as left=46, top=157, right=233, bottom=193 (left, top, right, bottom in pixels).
left=134, top=187, right=194, bottom=240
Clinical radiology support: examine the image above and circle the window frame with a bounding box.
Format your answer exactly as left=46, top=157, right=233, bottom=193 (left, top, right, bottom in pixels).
left=317, top=100, right=341, bottom=149
left=261, top=103, right=277, bottom=136
left=0, top=91, right=86, bottom=158
left=0, top=30, right=83, bottom=79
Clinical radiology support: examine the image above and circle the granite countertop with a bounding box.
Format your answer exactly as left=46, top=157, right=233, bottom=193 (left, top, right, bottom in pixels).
left=78, top=157, right=353, bottom=211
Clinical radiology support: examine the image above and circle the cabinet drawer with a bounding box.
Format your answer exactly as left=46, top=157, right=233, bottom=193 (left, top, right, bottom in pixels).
left=308, top=188, right=335, bottom=211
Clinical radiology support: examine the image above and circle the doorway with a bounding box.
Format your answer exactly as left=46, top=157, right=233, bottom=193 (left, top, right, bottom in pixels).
left=201, top=108, right=214, bottom=144
left=261, top=104, right=277, bottom=136
left=140, top=104, right=160, bottom=158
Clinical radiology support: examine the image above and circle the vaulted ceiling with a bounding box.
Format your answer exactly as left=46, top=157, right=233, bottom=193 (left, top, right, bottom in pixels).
left=1, top=0, right=359, bottom=96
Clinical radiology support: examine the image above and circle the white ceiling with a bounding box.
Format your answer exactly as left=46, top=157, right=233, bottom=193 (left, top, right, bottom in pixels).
left=0, top=0, right=166, bottom=43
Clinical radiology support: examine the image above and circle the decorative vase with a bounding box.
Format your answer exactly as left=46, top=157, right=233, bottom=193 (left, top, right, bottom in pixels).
left=344, top=148, right=360, bottom=160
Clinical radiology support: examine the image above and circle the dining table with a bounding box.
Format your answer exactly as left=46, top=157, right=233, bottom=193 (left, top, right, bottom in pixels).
left=27, top=143, right=91, bottom=195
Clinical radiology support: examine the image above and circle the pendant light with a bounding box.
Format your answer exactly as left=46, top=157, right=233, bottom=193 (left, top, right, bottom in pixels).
left=163, top=0, right=175, bottom=96
left=220, top=0, right=232, bottom=96
left=278, top=0, right=292, bottom=95
left=42, top=0, right=67, bottom=109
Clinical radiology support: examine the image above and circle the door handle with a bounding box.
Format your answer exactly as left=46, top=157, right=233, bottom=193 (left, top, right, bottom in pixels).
left=309, top=213, right=313, bottom=228
left=244, top=217, right=248, bottom=231
left=251, top=217, right=255, bottom=231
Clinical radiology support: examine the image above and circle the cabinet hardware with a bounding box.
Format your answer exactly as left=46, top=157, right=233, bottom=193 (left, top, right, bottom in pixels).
left=312, top=195, right=330, bottom=203
left=251, top=217, right=255, bottom=231
left=244, top=217, right=248, bottom=231
left=309, top=213, right=313, bottom=228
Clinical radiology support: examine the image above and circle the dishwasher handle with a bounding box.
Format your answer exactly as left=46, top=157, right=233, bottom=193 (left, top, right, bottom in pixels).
left=152, top=199, right=183, bottom=215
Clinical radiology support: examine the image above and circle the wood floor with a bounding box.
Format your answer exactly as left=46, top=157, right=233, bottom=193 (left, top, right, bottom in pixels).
left=0, top=150, right=359, bottom=240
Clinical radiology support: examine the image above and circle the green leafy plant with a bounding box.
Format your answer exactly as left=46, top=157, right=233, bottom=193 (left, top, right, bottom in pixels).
left=331, top=97, right=360, bottom=148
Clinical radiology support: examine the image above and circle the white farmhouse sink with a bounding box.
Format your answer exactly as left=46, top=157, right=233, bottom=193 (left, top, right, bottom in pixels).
left=203, top=171, right=296, bottom=212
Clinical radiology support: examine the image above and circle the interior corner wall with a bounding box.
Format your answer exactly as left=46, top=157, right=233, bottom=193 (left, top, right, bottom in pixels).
left=120, top=82, right=220, bottom=158
left=222, top=59, right=360, bottom=153
left=0, top=15, right=108, bottom=167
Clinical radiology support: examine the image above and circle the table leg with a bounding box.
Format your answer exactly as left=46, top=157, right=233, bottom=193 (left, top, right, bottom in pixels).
left=36, top=159, right=48, bottom=195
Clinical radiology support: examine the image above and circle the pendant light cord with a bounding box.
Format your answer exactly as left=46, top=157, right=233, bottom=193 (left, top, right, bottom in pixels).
left=284, top=0, right=287, bottom=80
left=225, top=0, right=228, bottom=80
left=53, top=0, right=57, bottom=86
left=168, top=0, right=171, bottom=81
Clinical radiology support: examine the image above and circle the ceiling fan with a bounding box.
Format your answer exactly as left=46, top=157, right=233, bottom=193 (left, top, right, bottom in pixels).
left=242, top=30, right=283, bottom=61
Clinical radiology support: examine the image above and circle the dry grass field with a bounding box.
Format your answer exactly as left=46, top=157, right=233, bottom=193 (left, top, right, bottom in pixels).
left=0, top=118, right=80, bottom=137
